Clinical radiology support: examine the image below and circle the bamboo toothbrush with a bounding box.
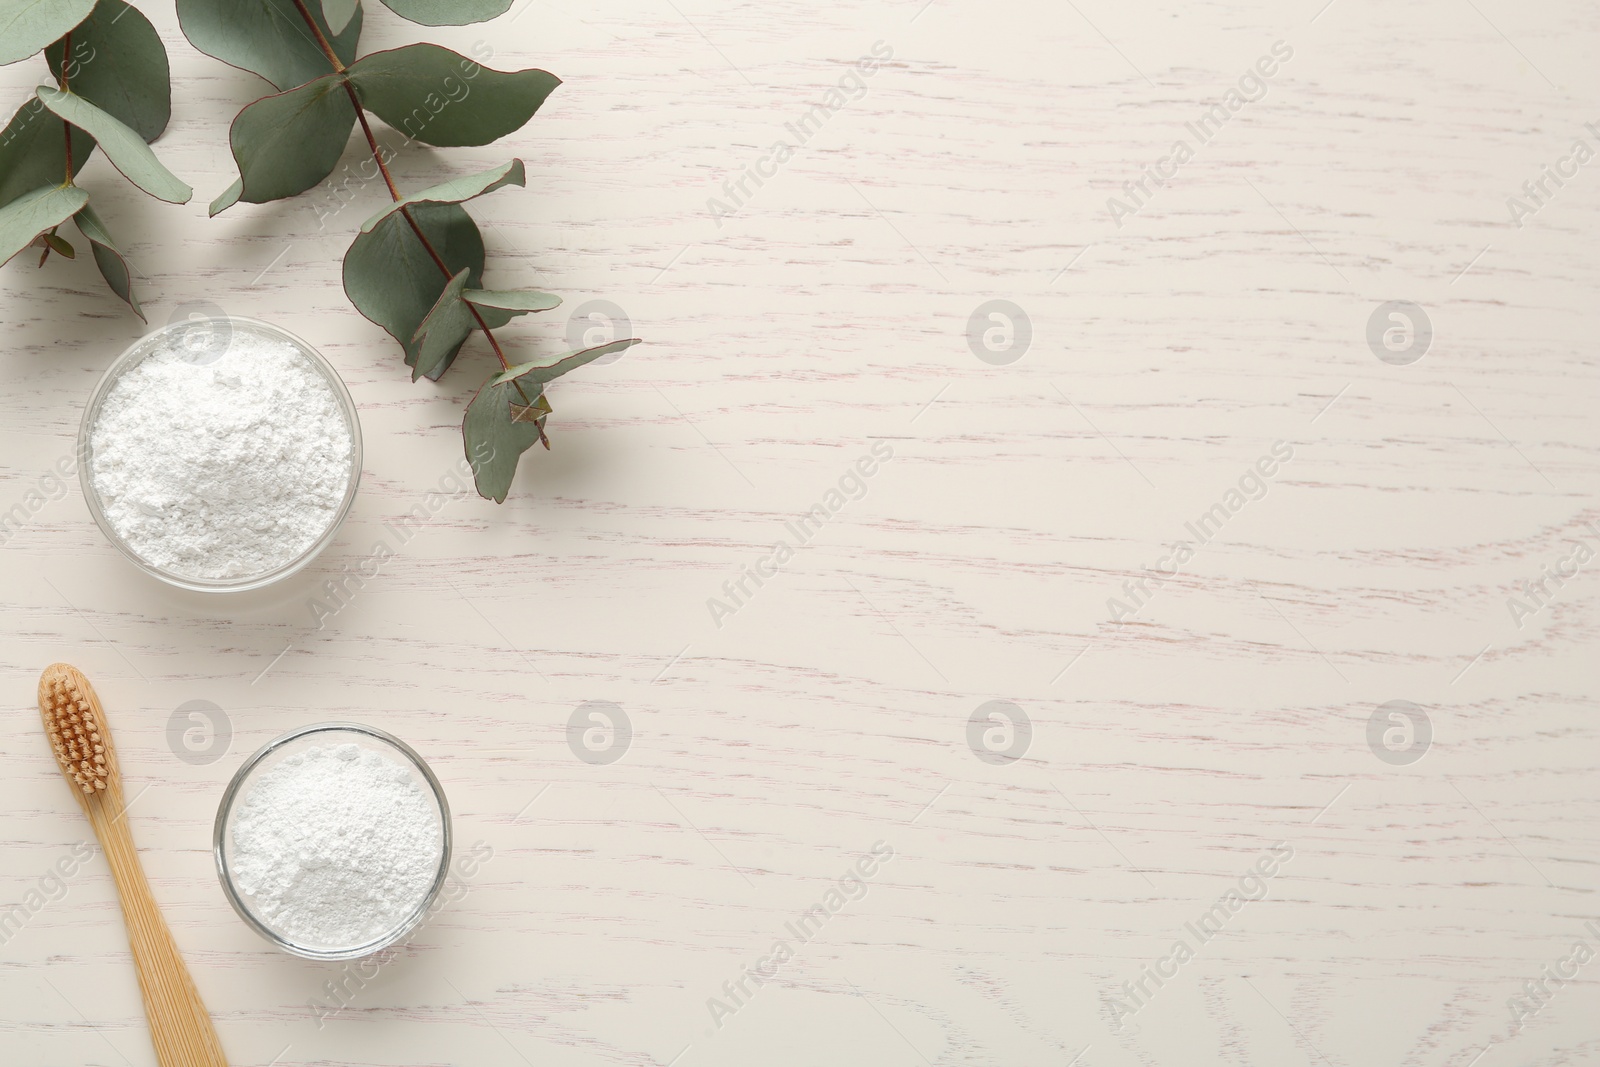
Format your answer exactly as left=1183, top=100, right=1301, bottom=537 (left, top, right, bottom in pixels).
left=38, top=663, right=229, bottom=1067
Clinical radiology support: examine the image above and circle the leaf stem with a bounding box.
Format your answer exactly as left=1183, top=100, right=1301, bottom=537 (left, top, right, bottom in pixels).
left=287, top=0, right=345, bottom=71
left=287, top=0, right=519, bottom=381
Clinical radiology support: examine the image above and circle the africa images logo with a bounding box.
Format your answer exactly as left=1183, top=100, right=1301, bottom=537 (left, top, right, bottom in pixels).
left=705, top=41, right=895, bottom=226
left=1105, top=41, right=1294, bottom=228
left=704, top=841, right=894, bottom=1030
left=1104, top=841, right=1293, bottom=1031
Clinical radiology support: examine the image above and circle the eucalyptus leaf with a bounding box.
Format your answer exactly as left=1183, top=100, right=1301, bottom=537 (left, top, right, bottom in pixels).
left=465, top=285, right=559, bottom=330
left=410, top=267, right=474, bottom=381
left=462, top=373, right=546, bottom=503
left=495, top=337, right=639, bottom=387
left=42, top=230, right=74, bottom=257
left=343, top=200, right=486, bottom=377
left=360, top=157, right=523, bottom=232
left=72, top=201, right=141, bottom=317
left=462, top=339, right=636, bottom=502
left=465, top=287, right=560, bottom=315
left=377, top=0, right=511, bottom=27
left=219, top=73, right=354, bottom=211
left=348, top=45, right=558, bottom=147
left=0, top=0, right=95, bottom=66
left=0, top=98, right=93, bottom=208
left=0, top=183, right=88, bottom=265
left=37, top=87, right=190, bottom=202
left=209, top=177, right=242, bottom=217
left=410, top=277, right=564, bottom=380
left=175, top=0, right=361, bottom=92
left=320, top=0, right=358, bottom=34
left=46, top=0, right=170, bottom=142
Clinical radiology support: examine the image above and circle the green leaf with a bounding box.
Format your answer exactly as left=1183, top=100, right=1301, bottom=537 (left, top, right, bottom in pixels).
left=464, top=288, right=561, bottom=315
left=321, top=0, right=358, bottom=34
left=359, top=158, right=523, bottom=232
left=343, top=201, right=486, bottom=378
left=494, top=338, right=639, bottom=388
left=460, top=283, right=560, bottom=329
left=410, top=277, right=565, bottom=381
left=0, top=98, right=94, bottom=208
left=37, top=87, right=190, bottom=203
left=347, top=162, right=527, bottom=377
left=348, top=45, right=558, bottom=147
left=72, top=201, right=141, bottom=318
left=410, top=267, right=475, bottom=381
left=46, top=0, right=171, bottom=142
left=209, top=177, right=242, bottom=217
left=175, top=0, right=362, bottom=92
left=42, top=230, right=74, bottom=257
left=217, top=73, right=354, bottom=212
left=462, top=339, right=637, bottom=502
left=465, top=286, right=560, bottom=330
left=0, top=184, right=88, bottom=266
left=0, top=0, right=95, bottom=66
left=377, top=0, right=511, bottom=25
left=463, top=371, right=546, bottom=503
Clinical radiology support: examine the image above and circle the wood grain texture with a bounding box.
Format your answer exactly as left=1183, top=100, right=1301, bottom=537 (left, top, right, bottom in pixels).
left=1, top=0, right=1598, bottom=1065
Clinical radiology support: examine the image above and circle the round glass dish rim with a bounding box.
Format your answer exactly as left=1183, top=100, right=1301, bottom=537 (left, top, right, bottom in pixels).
left=212, top=720, right=454, bottom=962
left=76, top=315, right=364, bottom=594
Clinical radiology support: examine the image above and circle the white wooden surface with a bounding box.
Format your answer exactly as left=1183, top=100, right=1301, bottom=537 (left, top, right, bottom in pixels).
left=3, top=0, right=1600, bottom=1064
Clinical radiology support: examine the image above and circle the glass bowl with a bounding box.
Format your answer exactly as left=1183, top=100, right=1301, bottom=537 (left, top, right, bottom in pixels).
left=78, top=315, right=362, bottom=592
left=213, top=722, right=453, bottom=961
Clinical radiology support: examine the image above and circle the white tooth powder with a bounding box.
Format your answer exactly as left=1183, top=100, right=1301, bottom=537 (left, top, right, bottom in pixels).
left=229, top=743, right=442, bottom=949
left=87, top=322, right=353, bottom=580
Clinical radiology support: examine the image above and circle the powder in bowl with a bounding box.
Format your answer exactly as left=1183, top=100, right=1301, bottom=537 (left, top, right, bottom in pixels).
left=227, top=743, right=442, bottom=949
left=87, top=321, right=354, bottom=581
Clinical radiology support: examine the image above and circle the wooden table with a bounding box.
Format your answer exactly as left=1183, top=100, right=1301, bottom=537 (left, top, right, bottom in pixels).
left=3, top=1, right=1598, bottom=1064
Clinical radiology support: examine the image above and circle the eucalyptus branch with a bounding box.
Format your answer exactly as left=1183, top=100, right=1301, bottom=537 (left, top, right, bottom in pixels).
left=284, top=0, right=530, bottom=412
left=0, top=0, right=187, bottom=316
left=179, top=0, right=636, bottom=500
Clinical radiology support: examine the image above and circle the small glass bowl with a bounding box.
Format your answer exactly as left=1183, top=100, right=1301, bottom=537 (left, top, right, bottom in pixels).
left=78, top=315, right=363, bottom=593
left=213, top=722, right=453, bottom=961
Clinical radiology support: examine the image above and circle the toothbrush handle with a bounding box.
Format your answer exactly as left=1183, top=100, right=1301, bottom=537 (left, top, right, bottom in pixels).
left=91, top=800, right=230, bottom=1067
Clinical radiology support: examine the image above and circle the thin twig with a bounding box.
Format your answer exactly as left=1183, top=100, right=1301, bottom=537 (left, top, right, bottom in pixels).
left=287, top=0, right=346, bottom=70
